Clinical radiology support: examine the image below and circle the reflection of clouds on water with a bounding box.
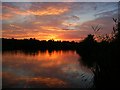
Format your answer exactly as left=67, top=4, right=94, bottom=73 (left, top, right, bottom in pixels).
left=3, top=72, right=68, bottom=88
left=2, top=50, right=93, bottom=88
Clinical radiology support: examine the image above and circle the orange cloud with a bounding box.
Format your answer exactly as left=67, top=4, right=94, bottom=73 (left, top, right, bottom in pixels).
left=40, top=26, right=63, bottom=31
left=18, top=6, right=68, bottom=16
left=2, top=5, right=18, bottom=20
left=9, top=24, right=22, bottom=29
left=28, top=7, right=69, bottom=16
left=32, top=22, right=41, bottom=25
left=39, top=26, right=78, bottom=32
left=0, top=15, right=2, bottom=20
left=2, top=4, right=18, bottom=11
left=2, top=3, right=69, bottom=21
left=7, top=6, right=69, bottom=16
left=2, top=13, right=14, bottom=20
left=2, top=6, right=69, bottom=21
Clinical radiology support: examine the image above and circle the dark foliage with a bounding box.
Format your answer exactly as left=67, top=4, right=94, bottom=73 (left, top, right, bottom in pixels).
left=76, top=18, right=120, bottom=89
left=1, top=38, right=78, bottom=51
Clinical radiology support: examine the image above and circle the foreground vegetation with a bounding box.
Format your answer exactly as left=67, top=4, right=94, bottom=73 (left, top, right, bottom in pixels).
left=76, top=18, right=120, bottom=88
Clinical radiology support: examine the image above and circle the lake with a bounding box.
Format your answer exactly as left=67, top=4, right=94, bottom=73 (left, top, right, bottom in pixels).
left=2, top=50, right=94, bottom=88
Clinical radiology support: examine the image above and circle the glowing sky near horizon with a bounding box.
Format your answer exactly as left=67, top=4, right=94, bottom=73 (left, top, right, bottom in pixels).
left=2, top=2, right=118, bottom=41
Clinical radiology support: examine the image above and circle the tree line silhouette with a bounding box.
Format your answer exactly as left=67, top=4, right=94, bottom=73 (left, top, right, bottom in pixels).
left=2, top=38, right=79, bottom=50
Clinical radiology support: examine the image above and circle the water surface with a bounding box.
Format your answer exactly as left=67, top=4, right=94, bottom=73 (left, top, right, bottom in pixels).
left=2, top=50, right=94, bottom=88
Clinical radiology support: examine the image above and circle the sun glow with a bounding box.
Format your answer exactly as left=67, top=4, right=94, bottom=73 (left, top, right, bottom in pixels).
left=46, top=34, right=61, bottom=41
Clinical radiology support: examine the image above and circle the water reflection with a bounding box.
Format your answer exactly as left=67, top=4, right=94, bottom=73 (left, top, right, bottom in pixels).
left=2, top=50, right=94, bottom=88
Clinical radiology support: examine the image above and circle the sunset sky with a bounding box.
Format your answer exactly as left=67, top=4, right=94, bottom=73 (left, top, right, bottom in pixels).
left=2, top=2, right=118, bottom=41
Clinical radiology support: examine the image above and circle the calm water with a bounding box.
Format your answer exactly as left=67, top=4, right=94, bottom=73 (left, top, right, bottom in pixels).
left=2, top=50, right=94, bottom=88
